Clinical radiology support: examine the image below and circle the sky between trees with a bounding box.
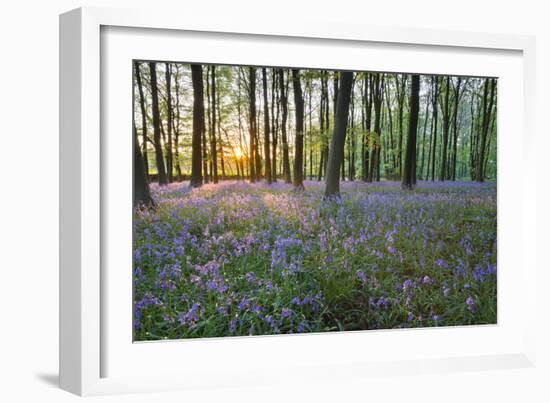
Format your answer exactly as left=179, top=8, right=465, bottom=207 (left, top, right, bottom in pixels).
left=133, top=61, right=497, bottom=206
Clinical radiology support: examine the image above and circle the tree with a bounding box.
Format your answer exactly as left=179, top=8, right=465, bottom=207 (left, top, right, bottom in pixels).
left=248, top=67, right=257, bottom=182
left=262, top=68, right=272, bottom=184
left=278, top=69, right=292, bottom=184
left=402, top=75, right=420, bottom=189
left=190, top=64, right=204, bottom=188
left=450, top=77, right=464, bottom=180
left=368, top=73, right=384, bottom=182
left=418, top=78, right=430, bottom=180
left=164, top=63, right=174, bottom=183
left=292, top=69, right=305, bottom=190
left=210, top=66, right=219, bottom=183
left=430, top=76, right=440, bottom=181
left=271, top=68, right=279, bottom=182
left=361, top=73, right=372, bottom=182
left=134, top=61, right=149, bottom=178
left=439, top=76, right=451, bottom=181
left=476, top=78, right=496, bottom=182
left=171, top=64, right=183, bottom=181
left=133, top=122, right=154, bottom=208
left=395, top=74, right=408, bottom=177
left=148, top=62, right=168, bottom=185
left=325, top=71, right=353, bottom=196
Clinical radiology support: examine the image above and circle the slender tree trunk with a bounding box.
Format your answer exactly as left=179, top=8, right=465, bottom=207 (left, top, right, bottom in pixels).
left=292, top=69, right=305, bottom=190
left=402, top=75, right=420, bottom=189
left=216, top=81, right=225, bottom=180
left=279, top=69, right=292, bottom=183
left=477, top=78, right=496, bottom=182
left=451, top=77, right=463, bottom=180
left=385, top=83, right=395, bottom=176
left=133, top=122, right=154, bottom=208
left=248, top=67, right=257, bottom=182
left=148, top=62, right=168, bottom=185
left=190, top=64, right=204, bottom=187
left=134, top=61, right=149, bottom=179
left=439, top=76, right=451, bottom=181
left=369, top=73, right=383, bottom=182
left=430, top=77, right=439, bottom=181
left=172, top=65, right=183, bottom=181
left=271, top=68, right=279, bottom=182
left=419, top=80, right=430, bottom=181
left=308, top=80, right=313, bottom=180
left=204, top=67, right=210, bottom=183
left=210, top=66, right=219, bottom=183
left=349, top=80, right=355, bottom=181
left=325, top=72, right=353, bottom=196
left=165, top=63, right=174, bottom=182
left=262, top=68, right=272, bottom=184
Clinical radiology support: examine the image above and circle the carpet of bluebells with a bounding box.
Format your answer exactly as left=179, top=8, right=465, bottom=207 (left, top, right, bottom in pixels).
left=133, top=180, right=497, bottom=341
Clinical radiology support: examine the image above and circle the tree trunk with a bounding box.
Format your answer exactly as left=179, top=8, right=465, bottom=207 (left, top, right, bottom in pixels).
left=133, top=122, right=154, bottom=208
left=418, top=80, right=430, bottom=181
left=190, top=64, right=204, bottom=187
left=271, top=68, right=279, bottom=182
left=292, top=69, right=305, bottom=190
left=164, top=63, right=174, bottom=182
left=262, top=68, right=272, bottom=184
left=172, top=64, right=183, bottom=181
left=430, top=77, right=439, bottom=181
left=477, top=78, right=496, bottom=182
left=325, top=71, right=353, bottom=196
left=439, top=76, right=451, bottom=181
left=210, top=66, right=219, bottom=183
left=134, top=62, right=150, bottom=179
left=451, top=77, right=463, bottom=180
left=216, top=80, right=225, bottom=180
left=402, top=75, right=420, bottom=189
left=278, top=69, right=292, bottom=184
left=148, top=62, right=168, bottom=185
left=369, top=73, right=383, bottom=182
left=248, top=67, right=257, bottom=182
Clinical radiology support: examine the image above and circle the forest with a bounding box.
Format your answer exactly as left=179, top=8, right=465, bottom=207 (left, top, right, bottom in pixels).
left=133, top=61, right=497, bottom=340
left=133, top=63, right=496, bottom=202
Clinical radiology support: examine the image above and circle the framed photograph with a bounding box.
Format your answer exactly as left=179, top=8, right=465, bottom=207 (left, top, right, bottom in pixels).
left=60, top=6, right=537, bottom=396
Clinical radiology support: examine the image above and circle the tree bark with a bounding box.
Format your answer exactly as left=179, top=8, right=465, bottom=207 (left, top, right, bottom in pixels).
left=402, top=75, right=420, bottom=189
left=262, top=68, right=272, bottom=184
left=325, top=71, right=353, bottom=196
left=439, top=76, right=451, bottom=181
left=292, top=69, right=305, bottom=190
left=190, top=64, right=204, bottom=187
left=450, top=77, right=463, bottom=180
left=248, top=68, right=257, bottom=182
left=148, top=62, right=168, bottom=185
left=164, top=63, right=173, bottom=182
left=133, top=122, right=154, bottom=208
left=476, top=78, right=496, bottom=182
left=278, top=69, right=292, bottom=183
left=134, top=61, right=150, bottom=179
left=271, top=68, right=279, bottom=182
left=210, top=66, right=219, bottom=183
left=430, top=77, right=439, bottom=181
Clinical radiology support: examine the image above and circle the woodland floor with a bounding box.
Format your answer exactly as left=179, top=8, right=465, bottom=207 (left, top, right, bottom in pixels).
left=133, top=180, right=497, bottom=341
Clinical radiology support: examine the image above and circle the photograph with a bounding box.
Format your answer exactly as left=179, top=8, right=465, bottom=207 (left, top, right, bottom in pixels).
left=132, top=61, right=497, bottom=341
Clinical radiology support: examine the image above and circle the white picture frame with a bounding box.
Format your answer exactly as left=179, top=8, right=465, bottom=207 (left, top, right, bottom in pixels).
left=59, top=6, right=537, bottom=396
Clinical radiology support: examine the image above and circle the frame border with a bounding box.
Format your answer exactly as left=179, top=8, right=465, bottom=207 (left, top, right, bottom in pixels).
left=59, top=6, right=537, bottom=396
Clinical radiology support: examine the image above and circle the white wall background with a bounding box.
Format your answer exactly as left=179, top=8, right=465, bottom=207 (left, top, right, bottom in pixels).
left=0, top=1, right=547, bottom=402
